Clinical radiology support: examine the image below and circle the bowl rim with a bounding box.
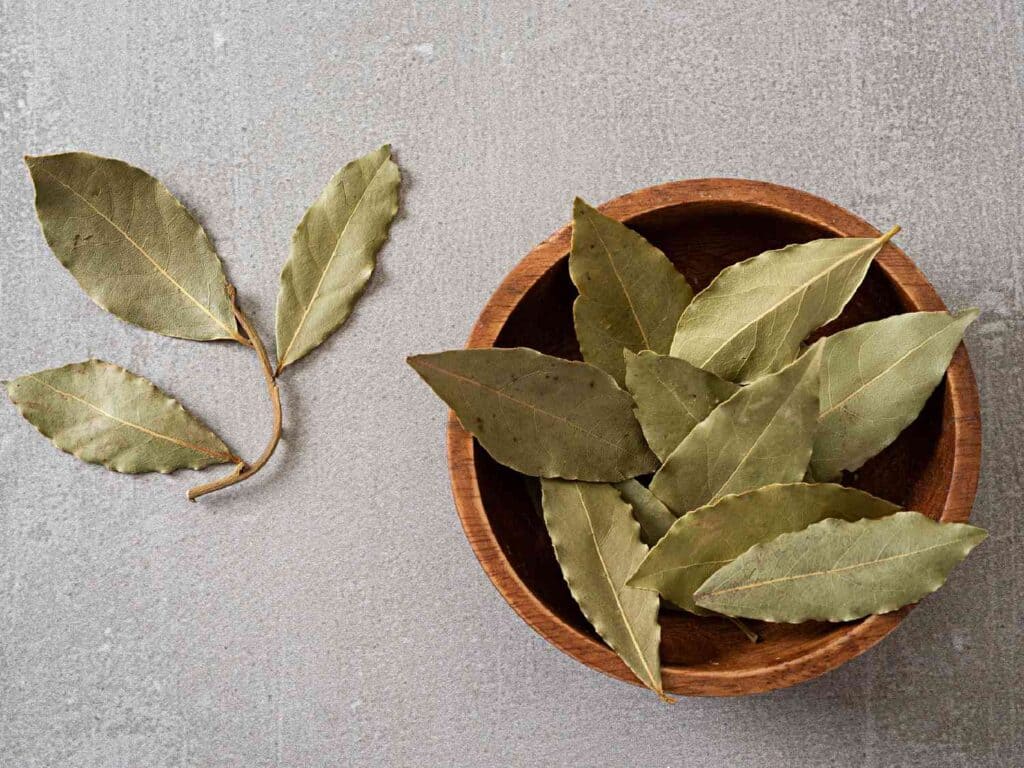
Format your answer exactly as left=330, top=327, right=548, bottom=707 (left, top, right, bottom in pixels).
left=445, top=178, right=981, bottom=697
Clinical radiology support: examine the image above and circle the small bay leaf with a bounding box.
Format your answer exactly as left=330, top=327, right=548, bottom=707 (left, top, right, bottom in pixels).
left=650, top=345, right=822, bottom=516
left=628, top=483, right=900, bottom=613
left=614, top=479, right=676, bottom=546
left=811, top=309, right=978, bottom=480
left=570, top=199, right=693, bottom=384
left=408, top=348, right=657, bottom=480
left=25, top=152, right=239, bottom=342
left=694, top=511, right=986, bottom=622
left=276, top=145, right=400, bottom=372
left=4, top=360, right=238, bottom=473
left=624, top=349, right=738, bottom=461
left=541, top=479, right=668, bottom=699
left=670, top=229, right=897, bottom=383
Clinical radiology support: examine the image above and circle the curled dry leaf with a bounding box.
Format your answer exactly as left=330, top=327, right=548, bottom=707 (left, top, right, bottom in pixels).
left=613, top=479, right=676, bottom=546
left=408, top=347, right=657, bottom=481
left=4, top=360, right=238, bottom=474
left=694, top=511, right=987, bottom=622
left=628, top=483, right=900, bottom=613
left=811, top=309, right=978, bottom=480
left=541, top=479, right=669, bottom=700
left=624, top=349, right=738, bottom=462
left=570, top=199, right=693, bottom=385
left=650, top=344, right=822, bottom=516
left=276, top=145, right=401, bottom=372
left=25, top=152, right=240, bottom=342
left=670, top=229, right=897, bottom=383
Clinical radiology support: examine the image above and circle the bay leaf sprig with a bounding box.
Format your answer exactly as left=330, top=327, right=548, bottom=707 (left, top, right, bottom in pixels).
left=9, top=146, right=400, bottom=500
left=411, top=197, right=986, bottom=698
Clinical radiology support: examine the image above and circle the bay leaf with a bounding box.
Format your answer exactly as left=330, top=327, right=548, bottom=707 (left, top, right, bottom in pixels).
left=408, top=348, right=657, bottom=481
left=670, top=229, right=897, bottom=383
left=4, top=360, right=238, bottom=473
left=25, top=152, right=239, bottom=342
left=624, top=349, right=738, bottom=461
left=570, top=198, right=693, bottom=384
left=541, top=479, right=668, bottom=700
left=614, top=479, right=676, bottom=546
left=275, top=145, right=400, bottom=372
left=811, top=309, right=978, bottom=480
left=694, top=511, right=986, bottom=622
left=649, top=344, right=822, bottom=516
left=628, top=483, right=900, bottom=613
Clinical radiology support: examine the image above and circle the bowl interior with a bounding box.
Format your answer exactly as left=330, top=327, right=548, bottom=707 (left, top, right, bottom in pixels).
left=473, top=199, right=956, bottom=676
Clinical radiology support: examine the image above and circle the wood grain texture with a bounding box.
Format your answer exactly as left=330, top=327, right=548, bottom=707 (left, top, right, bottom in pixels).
left=445, top=178, right=981, bottom=697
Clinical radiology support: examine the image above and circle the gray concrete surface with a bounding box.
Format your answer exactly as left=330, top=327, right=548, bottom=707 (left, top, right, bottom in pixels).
left=1, top=1, right=1021, bottom=765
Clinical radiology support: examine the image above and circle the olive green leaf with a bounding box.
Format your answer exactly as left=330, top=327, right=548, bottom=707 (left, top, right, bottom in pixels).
left=275, top=145, right=400, bottom=372
left=650, top=345, right=822, bottom=516
left=4, top=360, right=238, bottom=473
left=670, top=229, right=897, bottom=383
left=24, top=152, right=240, bottom=342
left=694, top=511, right=986, bottom=622
left=629, top=483, right=900, bottom=613
left=614, top=479, right=676, bottom=546
left=811, top=309, right=978, bottom=480
left=408, top=348, right=657, bottom=481
left=570, top=199, right=693, bottom=384
left=541, top=479, right=669, bottom=700
left=624, top=349, right=738, bottom=461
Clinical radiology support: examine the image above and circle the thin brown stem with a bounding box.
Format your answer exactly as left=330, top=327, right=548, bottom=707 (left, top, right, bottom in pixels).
left=187, top=293, right=282, bottom=501
left=727, top=616, right=762, bottom=644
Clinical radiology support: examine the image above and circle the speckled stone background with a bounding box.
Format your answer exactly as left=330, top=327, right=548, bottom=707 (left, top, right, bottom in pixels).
left=1, top=1, right=1020, bottom=766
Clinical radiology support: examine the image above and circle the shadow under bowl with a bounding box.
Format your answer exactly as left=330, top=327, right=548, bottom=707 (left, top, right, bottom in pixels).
left=446, top=179, right=981, bottom=697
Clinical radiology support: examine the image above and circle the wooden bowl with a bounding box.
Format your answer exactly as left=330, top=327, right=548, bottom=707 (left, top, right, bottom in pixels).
left=446, top=179, right=980, bottom=697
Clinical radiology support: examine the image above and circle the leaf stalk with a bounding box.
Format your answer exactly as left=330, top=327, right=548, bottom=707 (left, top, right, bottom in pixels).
left=187, top=291, right=282, bottom=501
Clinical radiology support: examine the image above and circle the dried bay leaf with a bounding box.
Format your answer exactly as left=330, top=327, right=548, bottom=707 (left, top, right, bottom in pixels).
left=541, top=479, right=668, bottom=699
left=570, top=199, right=693, bottom=384
left=670, top=229, right=897, bottom=383
left=276, top=145, right=400, bottom=372
left=811, top=309, right=978, bottom=480
left=25, top=152, right=239, bottom=342
left=628, top=483, right=900, bottom=613
left=650, top=345, right=822, bottom=516
left=614, top=479, right=676, bottom=546
left=694, top=511, right=986, bottom=622
left=624, top=349, right=738, bottom=461
left=4, top=360, right=238, bottom=473
left=408, top=348, right=657, bottom=481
